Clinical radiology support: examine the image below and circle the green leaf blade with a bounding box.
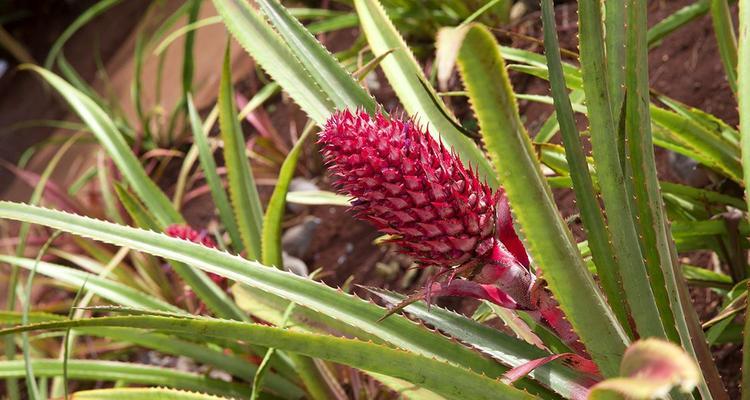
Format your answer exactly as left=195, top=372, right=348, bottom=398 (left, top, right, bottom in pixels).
left=218, top=48, right=264, bottom=260
left=213, top=0, right=333, bottom=125
left=625, top=0, right=725, bottom=397
left=1, top=316, right=537, bottom=400
left=70, top=387, right=225, bottom=400
left=0, top=359, right=251, bottom=398
left=368, top=288, right=593, bottom=399
left=257, top=0, right=377, bottom=113
left=578, top=0, right=668, bottom=341
left=0, top=201, right=543, bottom=391
left=187, top=96, right=243, bottom=252
left=353, top=0, right=497, bottom=187
left=738, top=0, right=750, bottom=397
left=455, top=24, right=628, bottom=377
left=23, top=66, right=182, bottom=226
left=0, top=255, right=182, bottom=313
left=540, top=0, right=630, bottom=333
left=710, top=0, right=739, bottom=92
left=262, top=127, right=313, bottom=267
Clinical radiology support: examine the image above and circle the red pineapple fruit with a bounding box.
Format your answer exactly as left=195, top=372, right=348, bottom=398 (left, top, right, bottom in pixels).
left=319, top=110, right=533, bottom=305
left=320, top=110, right=588, bottom=356
left=320, top=110, right=527, bottom=269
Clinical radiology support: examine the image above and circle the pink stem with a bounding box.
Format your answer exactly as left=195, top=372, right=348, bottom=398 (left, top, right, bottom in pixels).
left=530, top=279, right=589, bottom=356
left=431, top=241, right=588, bottom=357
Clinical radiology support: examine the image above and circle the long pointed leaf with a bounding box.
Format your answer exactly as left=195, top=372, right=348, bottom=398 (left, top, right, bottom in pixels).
left=578, top=0, right=668, bottom=340
left=369, top=288, right=594, bottom=400
left=540, top=0, right=630, bottom=332
left=212, top=0, right=333, bottom=124
left=257, top=0, right=377, bottom=112
left=625, top=0, right=725, bottom=397
left=188, top=97, right=244, bottom=252
left=219, top=48, right=264, bottom=259
left=648, top=0, right=711, bottom=47
left=0, top=201, right=551, bottom=394
left=83, top=327, right=302, bottom=398
left=353, top=0, right=497, bottom=186
left=262, top=126, right=313, bottom=267
left=71, top=388, right=224, bottom=400
left=738, top=0, right=750, bottom=202
left=739, top=0, right=750, bottom=397
left=258, top=123, right=334, bottom=400
left=0, top=255, right=182, bottom=313
left=604, top=0, right=626, bottom=120
left=22, top=66, right=182, bottom=225
left=455, top=24, right=629, bottom=377
left=711, top=0, right=739, bottom=92
left=0, top=316, right=536, bottom=400
left=0, top=359, right=250, bottom=398
left=44, top=0, right=122, bottom=69
left=500, top=47, right=741, bottom=181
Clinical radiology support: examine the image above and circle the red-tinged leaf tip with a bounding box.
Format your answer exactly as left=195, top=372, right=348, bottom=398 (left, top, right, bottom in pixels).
left=588, top=338, right=700, bottom=399
left=502, top=353, right=599, bottom=385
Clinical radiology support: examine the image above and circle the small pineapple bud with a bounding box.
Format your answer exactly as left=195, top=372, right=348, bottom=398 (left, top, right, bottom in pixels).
left=320, top=110, right=523, bottom=269
left=165, top=224, right=226, bottom=288
left=165, top=224, right=217, bottom=249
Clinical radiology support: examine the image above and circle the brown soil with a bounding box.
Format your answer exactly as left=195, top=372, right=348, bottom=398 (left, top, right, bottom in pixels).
left=0, top=1, right=151, bottom=191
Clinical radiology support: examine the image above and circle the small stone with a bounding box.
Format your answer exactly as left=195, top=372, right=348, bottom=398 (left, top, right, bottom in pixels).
left=283, top=252, right=309, bottom=276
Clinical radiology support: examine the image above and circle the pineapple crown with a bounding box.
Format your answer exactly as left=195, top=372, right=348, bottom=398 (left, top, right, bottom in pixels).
left=319, top=109, right=528, bottom=271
